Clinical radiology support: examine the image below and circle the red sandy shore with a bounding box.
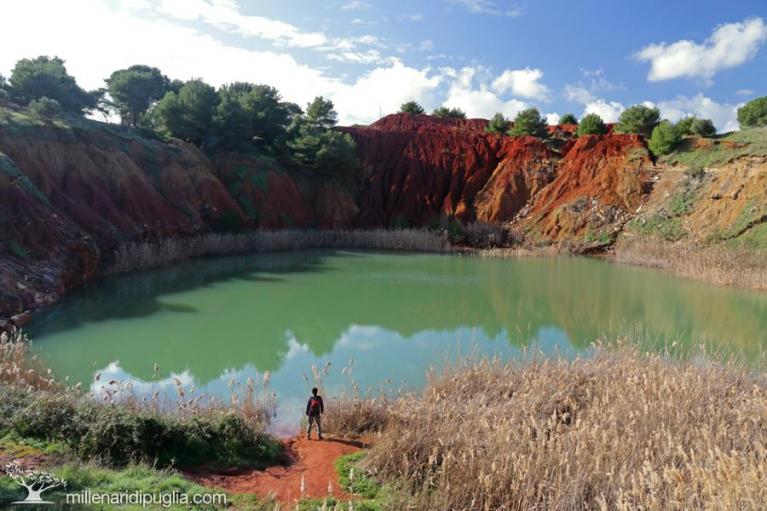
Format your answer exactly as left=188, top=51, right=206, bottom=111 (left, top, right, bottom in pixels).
left=184, top=435, right=364, bottom=504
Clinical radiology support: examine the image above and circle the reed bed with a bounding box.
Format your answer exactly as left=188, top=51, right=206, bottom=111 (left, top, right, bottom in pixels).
left=352, top=344, right=767, bottom=511
left=0, top=328, right=58, bottom=391
left=108, top=229, right=450, bottom=275
left=615, top=239, right=767, bottom=291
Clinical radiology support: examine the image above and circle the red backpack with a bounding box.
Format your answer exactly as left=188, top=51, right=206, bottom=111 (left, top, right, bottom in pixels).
left=308, top=396, right=321, bottom=415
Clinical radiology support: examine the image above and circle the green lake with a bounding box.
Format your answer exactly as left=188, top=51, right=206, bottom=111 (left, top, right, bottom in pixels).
left=27, top=251, right=767, bottom=431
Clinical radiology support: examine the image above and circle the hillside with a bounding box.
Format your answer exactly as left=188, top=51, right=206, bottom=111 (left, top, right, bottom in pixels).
left=1, top=105, right=766, bottom=322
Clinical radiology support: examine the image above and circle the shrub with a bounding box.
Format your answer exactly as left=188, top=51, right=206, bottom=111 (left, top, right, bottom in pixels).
left=691, top=117, right=716, bottom=137
left=153, top=79, right=219, bottom=145
left=616, top=104, right=660, bottom=137
left=432, top=106, right=466, bottom=119
left=649, top=120, right=682, bottom=156
left=8, top=56, right=97, bottom=114
left=684, top=166, right=706, bottom=179
left=508, top=108, right=547, bottom=137
left=400, top=101, right=425, bottom=115
left=576, top=113, right=607, bottom=136
left=485, top=112, right=508, bottom=134
left=106, top=65, right=171, bottom=127
left=737, top=96, right=767, bottom=128
left=675, top=116, right=696, bottom=135
left=558, top=113, right=578, bottom=125
left=28, top=97, right=61, bottom=117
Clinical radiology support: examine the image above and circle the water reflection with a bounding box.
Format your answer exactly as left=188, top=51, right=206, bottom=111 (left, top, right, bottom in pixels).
left=27, top=250, right=767, bottom=426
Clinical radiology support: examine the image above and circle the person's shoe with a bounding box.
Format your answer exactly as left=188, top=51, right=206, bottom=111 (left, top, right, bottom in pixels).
left=318, top=435, right=323, bottom=440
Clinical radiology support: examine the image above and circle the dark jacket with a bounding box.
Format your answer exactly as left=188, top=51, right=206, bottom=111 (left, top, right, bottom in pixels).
left=306, top=395, right=324, bottom=416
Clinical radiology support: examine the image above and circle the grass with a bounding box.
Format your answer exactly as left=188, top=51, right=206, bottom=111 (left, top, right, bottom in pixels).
left=107, top=229, right=451, bottom=275
left=342, top=344, right=767, bottom=511
left=615, top=238, right=767, bottom=290
left=660, top=127, right=767, bottom=169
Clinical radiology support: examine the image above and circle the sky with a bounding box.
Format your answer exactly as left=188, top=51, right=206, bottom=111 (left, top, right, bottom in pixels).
left=1, top=0, right=766, bottom=131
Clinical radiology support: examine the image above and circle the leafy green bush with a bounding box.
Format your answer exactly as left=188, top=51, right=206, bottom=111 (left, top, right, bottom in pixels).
left=737, top=96, right=767, bottom=128
left=485, top=112, right=508, bottom=134
left=400, top=101, right=425, bottom=115
left=214, top=82, right=292, bottom=150
left=559, top=113, right=578, bottom=125
left=27, top=97, right=61, bottom=118
left=153, top=79, right=219, bottom=145
left=4, top=388, right=280, bottom=468
left=649, top=120, right=682, bottom=156
left=576, top=113, right=607, bottom=136
left=106, top=65, right=171, bottom=127
left=616, top=104, right=660, bottom=137
left=690, top=118, right=716, bottom=137
left=509, top=108, right=547, bottom=137
left=675, top=116, right=696, bottom=135
left=432, top=106, right=466, bottom=119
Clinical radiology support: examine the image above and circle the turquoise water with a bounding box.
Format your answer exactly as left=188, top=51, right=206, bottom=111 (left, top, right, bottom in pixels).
left=27, top=251, right=767, bottom=430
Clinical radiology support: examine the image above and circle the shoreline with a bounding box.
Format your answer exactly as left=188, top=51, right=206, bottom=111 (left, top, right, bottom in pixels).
left=3, top=228, right=765, bottom=333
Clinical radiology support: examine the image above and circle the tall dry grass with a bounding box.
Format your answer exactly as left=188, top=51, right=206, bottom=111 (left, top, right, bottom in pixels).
left=615, top=239, right=767, bottom=291
left=355, top=344, right=767, bottom=510
left=108, top=229, right=450, bottom=275
left=0, top=327, right=58, bottom=391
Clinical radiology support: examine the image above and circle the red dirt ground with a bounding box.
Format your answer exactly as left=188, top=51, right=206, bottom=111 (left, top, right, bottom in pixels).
left=184, top=435, right=365, bottom=505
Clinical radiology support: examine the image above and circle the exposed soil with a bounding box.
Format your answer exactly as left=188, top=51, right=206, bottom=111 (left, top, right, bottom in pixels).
left=184, top=435, right=366, bottom=505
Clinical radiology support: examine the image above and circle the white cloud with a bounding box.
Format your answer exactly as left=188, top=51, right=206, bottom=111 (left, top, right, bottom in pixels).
left=419, top=39, right=435, bottom=51
left=545, top=113, right=560, bottom=125
left=446, top=0, right=523, bottom=17
left=736, top=88, right=755, bottom=97
left=655, top=94, right=741, bottom=132
left=564, top=84, right=625, bottom=122
left=636, top=17, right=767, bottom=82
left=399, top=13, right=424, bottom=22
left=444, top=67, right=528, bottom=118
left=492, top=67, right=549, bottom=100
left=0, top=0, right=441, bottom=125
left=341, top=0, right=370, bottom=10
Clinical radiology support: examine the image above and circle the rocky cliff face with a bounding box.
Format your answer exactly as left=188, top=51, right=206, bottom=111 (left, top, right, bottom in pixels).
left=0, top=111, right=657, bottom=320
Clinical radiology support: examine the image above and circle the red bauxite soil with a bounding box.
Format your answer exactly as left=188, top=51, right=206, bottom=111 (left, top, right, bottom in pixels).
left=185, top=436, right=365, bottom=505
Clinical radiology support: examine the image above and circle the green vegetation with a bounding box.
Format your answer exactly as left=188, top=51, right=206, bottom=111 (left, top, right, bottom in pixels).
left=153, top=79, right=219, bottom=145
left=106, top=65, right=171, bottom=127
left=0, top=386, right=280, bottom=468
left=432, top=106, right=466, bottom=119
left=8, top=56, right=100, bottom=114
left=615, top=104, right=660, bottom=137
left=485, top=112, right=508, bottom=134
left=400, top=101, right=425, bottom=115
left=508, top=107, right=547, bottom=137
left=559, top=113, right=578, bottom=125
left=626, top=188, right=698, bottom=242
left=690, top=117, right=716, bottom=137
left=648, top=120, right=682, bottom=156
left=27, top=97, right=62, bottom=118
left=576, top=113, right=607, bottom=136
left=737, top=95, right=767, bottom=128
left=660, top=127, right=767, bottom=168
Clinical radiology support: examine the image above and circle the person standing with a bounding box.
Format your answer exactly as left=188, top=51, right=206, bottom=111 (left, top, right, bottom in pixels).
left=306, top=387, right=324, bottom=440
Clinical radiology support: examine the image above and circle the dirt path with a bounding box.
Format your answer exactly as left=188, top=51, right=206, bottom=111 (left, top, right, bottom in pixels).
left=185, top=436, right=365, bottom=504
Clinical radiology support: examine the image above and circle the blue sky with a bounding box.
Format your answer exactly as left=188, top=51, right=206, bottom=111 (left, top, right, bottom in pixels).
left=1, top=0, right=766, bottom=130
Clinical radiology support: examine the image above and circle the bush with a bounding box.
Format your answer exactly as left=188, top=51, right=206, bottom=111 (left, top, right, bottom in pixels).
left=616, top=104, right=660, bottom=137
left=28, top=97, right=61, bottom=117
left=690, top=117, right=716, bottom=137
left=5, top=389, right=281, bottom=468
left=737, top=96, right=767, bottom=128
left=432, top=106, right=466, bottom=119
left=559, top=113, right=578, bottom=125
left=509, top=108, right=547, bottom=137
left=576, top=113, right=607, bottom=136
left=400, top=101, right=425, bottom=115
left=9, top=56, right=97, bottom=114
left=485, top=112, right=508, bottom=134
left=675, top=116, right=696, bottom=135
left=153, top=79, right=219, bottom=145
left=649, top=120, right=682, bottom=156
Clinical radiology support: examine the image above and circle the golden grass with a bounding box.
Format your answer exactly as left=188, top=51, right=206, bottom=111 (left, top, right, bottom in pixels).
left=615, top=238, right=767, bottom=291
left=0, top=328, right=58, bottom=391
left=350, top=344, right=767, bottom=510
left=108, top=229, right=450, bottom=275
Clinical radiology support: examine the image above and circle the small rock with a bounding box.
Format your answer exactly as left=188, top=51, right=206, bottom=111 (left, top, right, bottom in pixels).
left=10, top=311, right=32, bottom=327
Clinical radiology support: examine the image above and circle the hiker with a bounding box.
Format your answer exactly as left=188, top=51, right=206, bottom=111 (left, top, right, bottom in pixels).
left=306, top=387, right=324, bottom=440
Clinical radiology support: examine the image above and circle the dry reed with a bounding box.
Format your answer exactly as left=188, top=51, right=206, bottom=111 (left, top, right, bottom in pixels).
left=615, top=239, right=767, bottom=291
left=0, top=328, right=58, bottom=391
left=356, top=344, right=767, bottom=510
left=107, top=229, right=450, bottom=276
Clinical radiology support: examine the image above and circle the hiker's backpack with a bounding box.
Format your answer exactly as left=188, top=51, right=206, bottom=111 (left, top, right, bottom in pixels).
left=309, top=396, right=321, bottom=415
